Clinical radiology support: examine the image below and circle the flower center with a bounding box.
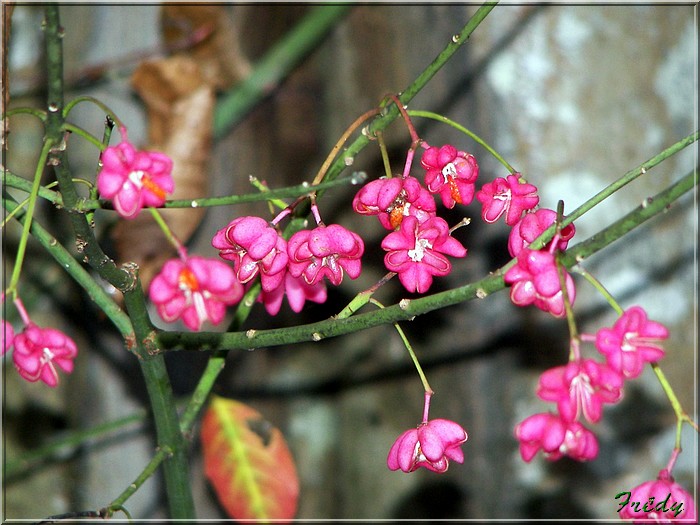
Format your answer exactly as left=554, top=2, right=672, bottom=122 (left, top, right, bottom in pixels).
left=42, top=347, right=55, bottom=363
left=128, top=170, right=167, bottom=200
left=408, top=238, right=433, bottom=262
left=178, top=268, right=200, bottom=292
left=441, top=162, right=457, bottom=182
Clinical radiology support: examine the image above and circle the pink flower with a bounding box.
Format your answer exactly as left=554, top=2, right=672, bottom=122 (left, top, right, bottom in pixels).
left=508, top=208, right=576, bottom=257
left=504, top=248, right=576, bottom=317
left=387, top=418, right=468, bottom=473
left=381, top=215, right=467, bottom=294
left=97, top=138, right=174, bottom=219
left=421, top=144, right=479, bottom=208
left=537, top=359, right=623, bottom=423
left=617, top=470, right=696, bottom=522
left=149, top=256, right=244, bottom=331
left=515, top=412, right=599, bottom=462
left=212, top=216, right=288, bottom=293
left=595, top=306, right=668, bottom=379
left=12, top=324, right=78, bottom=387
left=287, top=224, right=364, bottom=286
left=259, top=273, right=327, bottom=316
left=476, top=174, right=539, bottom=226
left=2, top=319, right=14, bottom=356
left=352, top=176, right=436, bottom=230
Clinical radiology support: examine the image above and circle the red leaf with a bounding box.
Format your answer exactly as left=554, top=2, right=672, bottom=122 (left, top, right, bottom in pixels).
left=200, top=395, right=299, bottom=520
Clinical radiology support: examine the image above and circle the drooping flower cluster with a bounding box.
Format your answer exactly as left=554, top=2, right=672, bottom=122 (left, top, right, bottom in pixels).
left=353, top=142, right=476, bottom=293
left=210, top=211, right=364, bottom=318
left=96, top=128, right=174, bottom=219
left=515, top=306, right=670, bottom=464
left=2, top=298, right=78, bottom=388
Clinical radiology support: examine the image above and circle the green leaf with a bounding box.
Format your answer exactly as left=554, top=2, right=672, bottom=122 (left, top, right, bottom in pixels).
left=200, top=395, right=299, bottom=520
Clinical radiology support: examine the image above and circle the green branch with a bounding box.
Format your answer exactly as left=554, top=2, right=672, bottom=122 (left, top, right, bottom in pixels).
left=213, top=4, right=353, bottom=139
left=157, top=167, right=696, bottom=354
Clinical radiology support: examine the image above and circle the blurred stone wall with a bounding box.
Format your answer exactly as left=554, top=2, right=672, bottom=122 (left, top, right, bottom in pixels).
left=4, top=4, right=696, bottom=520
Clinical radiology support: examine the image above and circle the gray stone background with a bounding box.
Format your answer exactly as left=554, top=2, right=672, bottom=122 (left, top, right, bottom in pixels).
left=3, top=4, right=697, bottom=520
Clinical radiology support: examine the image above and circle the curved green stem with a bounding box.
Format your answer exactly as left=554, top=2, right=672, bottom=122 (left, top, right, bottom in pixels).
left=62, top=122, right=109, bottom=150
left=2, top=194, right=133, bottom=339
left=62, top=94, right=126, bottom=130
left=572, top=266, right=623, bottom=315
left=2, top=106, right=48, bottom=121
left=5, top=137, right=55, bottom=298
left=407, top=109, right=515, bottom=173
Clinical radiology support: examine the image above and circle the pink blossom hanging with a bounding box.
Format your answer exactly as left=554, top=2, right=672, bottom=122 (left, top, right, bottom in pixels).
left=476, top=173, right=539, bottom=226
left=595, top=306, right=668, bottom=378
left=508, top=208, right=576, bottom=258
left=212, top=216, right=289, bottom=293
left=381, top=216, right=466, bottom=294
left=504, top=247, right=576, bottom=317
left=387, top=418, right=468, bottom=473
left=287, top=224, right=364, bottom=286
left=12, top=324, right=78, bottom=387
left=514, top=412, right=599, bottom=462
left=420, top=144, right=479, bottom=208
left=97, top=137, right=174, bottom=219
left=149, top=256, right=244, bottom=331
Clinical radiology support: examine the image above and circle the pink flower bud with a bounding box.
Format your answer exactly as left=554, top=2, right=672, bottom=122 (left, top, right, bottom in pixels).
left=12, top=324, right=78, bottom=387
left=287, top=224, right=364, bottom=286
left=595, top=306, right=668, bottom=378
left=421, top=144, right=479, bottom=209
left=381, top=216, right=466, bottom=294
left=97, top=138, right=174, bottom=219
left=387, top=418, right=468, bottom=473
left=149, top=256, right=244, bottom=331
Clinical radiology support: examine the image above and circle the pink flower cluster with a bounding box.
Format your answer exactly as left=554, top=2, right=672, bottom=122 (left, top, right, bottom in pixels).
left=2, top=299, right=78, bottom=388
left=353, top=143, right=478, bottom=293
left=210, top=216, right=363, bottom=317
left=148, top=214, right=363, bottom=328
left=515, top=306, right=669, bottom=463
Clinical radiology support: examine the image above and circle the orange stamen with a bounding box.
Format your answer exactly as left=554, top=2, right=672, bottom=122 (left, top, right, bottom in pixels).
left=141, top=175, right=167, bottom=200
left=178, top=267, right=199, bottom=291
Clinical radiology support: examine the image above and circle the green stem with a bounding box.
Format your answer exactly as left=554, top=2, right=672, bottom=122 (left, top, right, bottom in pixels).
left=407, top=109, right=515, bottom=173
left=180, top=282, right=262, bottom=436
left=122, top=281, right=195, bottom=518
left=213, top=4, right=353, bottom=139
left=62, top=94, right=125, bottom=129
left=5, top=410, right=146, bottom=480
left=650, top=363, right=700, bottom=449
left=157, top=168, right=696, bottom=354
left=322, top=3, right=498, bottom=186
left=62, top=122, right=109, bottom=150
left=103, top=446, right=172, bottom=518
left=573, top=266, right=623, bottom=315
left=371, top=299, right=432, bottom=394
left=2, top=194, right=133, bottom=339
left=43, top=6, right=194, bottom=518
left=5, top=137, right=55, bottom=297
